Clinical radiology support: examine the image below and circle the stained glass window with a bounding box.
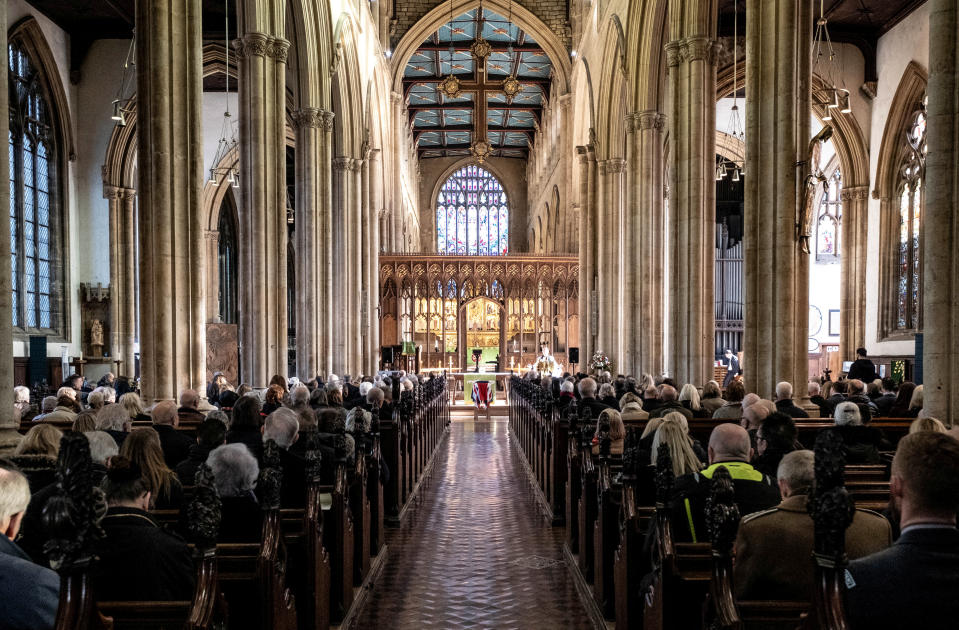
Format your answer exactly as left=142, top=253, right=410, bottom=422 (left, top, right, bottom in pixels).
left=895, top=97, right=926, bottom=331
left=9, top=40, right=59, bottom=331
left=815, top=169, right=842, bottom=263
left=436, top=164, right=509, bottom=255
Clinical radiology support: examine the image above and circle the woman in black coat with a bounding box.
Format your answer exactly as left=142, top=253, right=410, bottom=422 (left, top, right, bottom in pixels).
left=226, top=394, right=264, bottom=461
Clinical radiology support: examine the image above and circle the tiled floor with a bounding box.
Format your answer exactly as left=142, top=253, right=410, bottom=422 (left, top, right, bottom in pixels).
left=352, top=419, right=595, bottom=629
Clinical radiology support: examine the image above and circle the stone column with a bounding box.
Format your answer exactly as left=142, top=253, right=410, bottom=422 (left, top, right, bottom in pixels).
left=119, top=189, right=137, bottom=374
left=106, top=185, right=123, bottom=362
left=369, top=149, right=383, bottom=374
left=235, top=31, right=290, bottom=386
left=626, top=111, right=667, bottom=376
left=839, top=185, right=869, bottom=359
left=204, top=229, right=220, bottom=320
left=924, top=0, right=959, bottom=423
left=332, top=157, right=353, bottom=374
left=665, top=35, right=718, bottom=387
left=352, top=157, right=365, bottom=373
left=744, top=0, right=812, bottom=399
left=135, top=0, right=206, bottom=403
left=0, top=4, right=16, bottom=452
left=291, top=107, right=334, bottom=379
left=576, top=142, right=598, bottom=366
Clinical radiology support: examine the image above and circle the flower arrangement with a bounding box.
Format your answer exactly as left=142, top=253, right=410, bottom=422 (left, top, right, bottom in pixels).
left=589, top=351, right=611, bottom=374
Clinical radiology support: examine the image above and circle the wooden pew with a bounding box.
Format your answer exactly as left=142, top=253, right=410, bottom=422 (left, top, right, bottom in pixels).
left=593, top=452, right=623, bottom=619
left=48, top=434, right=226, bottom=630
left=349, top=450, right=371, bottom=584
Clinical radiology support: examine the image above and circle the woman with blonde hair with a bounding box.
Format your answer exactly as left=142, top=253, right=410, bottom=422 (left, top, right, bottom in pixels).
left=650, top=416, right=704, bottom=477
left=72, top=410, right=99, bottom=433
left=119, top=392, right=151, bottom=422
left=909, top=416, right=946, bottom=434
left=906, top=384, right=924, bottom=418
left=12, top=423, right=62, bottom=491
left=592, top=409, right=627, bottom=455
left=679, top=383, right=708, bottom=418
left=119, top=427, right=183, bottom=509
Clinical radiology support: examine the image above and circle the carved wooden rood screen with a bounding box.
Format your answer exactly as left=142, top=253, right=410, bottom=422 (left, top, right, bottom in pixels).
left=379, top=255, right=579, bottom=372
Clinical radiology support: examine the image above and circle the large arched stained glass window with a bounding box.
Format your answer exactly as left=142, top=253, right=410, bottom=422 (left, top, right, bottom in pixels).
left=896, top=96, right=926, bottom=331
left=9, top=39, right=60, bottom=331
left=436, top=164, right=509, bottom=255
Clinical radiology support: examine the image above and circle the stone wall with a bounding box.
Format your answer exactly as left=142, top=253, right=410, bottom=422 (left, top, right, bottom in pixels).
left=391, top=0, right=571, bottom=51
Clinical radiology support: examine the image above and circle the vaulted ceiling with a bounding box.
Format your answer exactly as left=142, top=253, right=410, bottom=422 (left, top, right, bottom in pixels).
left=403, top=7, right=552, bottom=160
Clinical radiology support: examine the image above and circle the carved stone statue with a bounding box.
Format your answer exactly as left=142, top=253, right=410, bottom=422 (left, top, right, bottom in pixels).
left=90, top=319, right=104, bottom=349
left=799, top=125, right=834, bottom=254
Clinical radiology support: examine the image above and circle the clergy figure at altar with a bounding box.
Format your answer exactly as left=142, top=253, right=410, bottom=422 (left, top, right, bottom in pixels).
left=535, top=346, right=559, bottom=376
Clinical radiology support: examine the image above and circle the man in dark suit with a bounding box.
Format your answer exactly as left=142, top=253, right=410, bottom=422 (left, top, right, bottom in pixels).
left=177, top=389, right=207, bottom=425
left=649, top=384, right=694, bottom=421
left=722, top=349, right=741, bottom=387
left=735, top=450, right=891, bottom=601
left=151, top=400, right=195, bottom=469
left=846, top=379, right=879, bottom=423
left=845, top=432, right=959, bottom=629
left=846, top=347, right=878, bottom=383
left=0, top=465, right=59, bottom=630
left=670, top=423, right=780, bottom=542
left=576, top=377, right=611, bottom=419
left=773, top=381, right=810, bottom=418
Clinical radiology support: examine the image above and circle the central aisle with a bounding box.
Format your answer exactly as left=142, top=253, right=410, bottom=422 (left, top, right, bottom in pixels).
left=352, top=418, right=596, bottom=629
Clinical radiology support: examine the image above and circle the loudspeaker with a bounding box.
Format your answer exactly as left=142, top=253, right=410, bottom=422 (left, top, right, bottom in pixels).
left=568, top=347, right=579, bottom=364
left=29, top=336, right=47, bottom=386
left=381, top=346, right=394, bottom=364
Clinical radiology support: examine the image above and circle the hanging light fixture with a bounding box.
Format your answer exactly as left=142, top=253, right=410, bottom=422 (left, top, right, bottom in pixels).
left=716, top=1, right=745, bottom=181
left=501, top=0, right=522, bottom=105
left=438, top=0, right=463, bottom=99
left=812, top=0, right=848, bottom=122
left=110, top=32, right=136, bottom=127
left=208, top=0, right=240, bottom=188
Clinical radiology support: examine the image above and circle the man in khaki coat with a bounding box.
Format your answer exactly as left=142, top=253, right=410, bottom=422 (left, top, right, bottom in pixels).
left=733, top=449, right=891, bottom=600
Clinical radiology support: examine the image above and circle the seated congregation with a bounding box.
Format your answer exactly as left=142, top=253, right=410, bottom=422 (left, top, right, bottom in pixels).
left=0, top=370, right=448, bottom=630
left=509, top=369, right=959, bottom=629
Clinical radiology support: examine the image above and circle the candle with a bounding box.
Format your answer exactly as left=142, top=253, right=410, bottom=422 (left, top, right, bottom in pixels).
left=79, top=350, right=83, bottom=361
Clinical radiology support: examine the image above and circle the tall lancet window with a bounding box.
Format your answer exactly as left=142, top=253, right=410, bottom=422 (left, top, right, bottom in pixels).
left=816, top=168, right=842, bottom=263
left=8, top=39, right=62, bottom=331
left=436, top=164, right=509, bottom=255
left=217, top=197, right=238, bottom=324
left=896, top=97, right=926, bottom=331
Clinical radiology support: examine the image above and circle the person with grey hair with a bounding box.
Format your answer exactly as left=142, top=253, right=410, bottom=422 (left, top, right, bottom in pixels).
left=0, top=464, right=60, bottom=629
left=207, top=443, right=263, bottom=541
left=598, top=383, right=621, bottom=411
left=834, top=401, right=883, bottom=464
left=290, top=384, right=311, bottom=409
left=670, top=423, right=780, bottom=542
left=577, top=377, right=611, bottom=418
left=650, top=384, right=693, bottom=421
left=734, top=449, right=891, bottom=601
left=808, top=381, right=830, bottom=417
left=263, top=409, right=307, bottom=507
left=176, top=389, right=205, bottom=425
left=774, top=381, right=809, bottom=418
left=206, top=409, right=229, bottom=428
left=93, top=385, right=116, bottom=405
left=97, top=401, right=133, bottom=447
left=13, top=385, right=33, bottom=421
left=152, top=400, right=194, bottom=469
left=87, top=390, right=105, bottom=411
left=846, top=378, right=879, bottom=422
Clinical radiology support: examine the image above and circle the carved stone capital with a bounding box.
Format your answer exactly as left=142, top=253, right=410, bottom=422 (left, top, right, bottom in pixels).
left=269, top=38, right=291, bottom=63
left=291, top=107, right=334, bottom=130
left=841, top=185, right=869, bottom=202
left=103, top=184, right=121, bottom=201
left=606, top=158, right=627, bottom=174
left=665, top=41, right=683, bottom=68
left=349, top=159, right=364, bottom=172
left=333, top=157, right=353, bottom=171
left=684, top=37, right=720, bottom=64
left=118, top=187, right=136, bottom=201
left=204, top=230, right=220, bottom=244
left=628, top=110, right=667, bottom=132
left=233, top=33, right=270, bottom=59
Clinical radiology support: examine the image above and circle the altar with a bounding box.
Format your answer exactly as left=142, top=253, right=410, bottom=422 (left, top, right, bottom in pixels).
left=443, top=371, right=518, bottom=404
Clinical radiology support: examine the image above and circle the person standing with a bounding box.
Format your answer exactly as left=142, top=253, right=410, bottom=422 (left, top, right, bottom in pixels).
left=847, top=347, right=878, bottom=383
left=722, top=349, right=741, bottom=388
